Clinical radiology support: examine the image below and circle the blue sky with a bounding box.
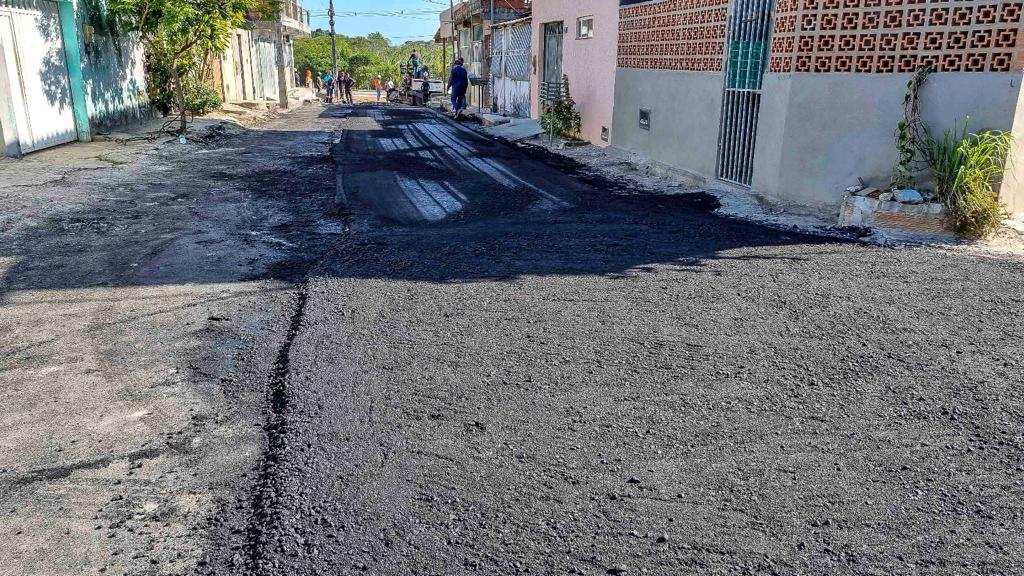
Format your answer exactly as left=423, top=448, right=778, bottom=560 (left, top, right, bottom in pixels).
left=303, top=0, right=445, bottom=43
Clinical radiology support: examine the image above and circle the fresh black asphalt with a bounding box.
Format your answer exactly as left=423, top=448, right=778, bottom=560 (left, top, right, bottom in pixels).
left=204, top=104, right=1024, bottom=576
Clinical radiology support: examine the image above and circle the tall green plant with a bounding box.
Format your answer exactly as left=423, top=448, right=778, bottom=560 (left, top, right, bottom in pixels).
left=922, top=118, right=1012, bottom=239
left=111, top=0, right=255, bottom=133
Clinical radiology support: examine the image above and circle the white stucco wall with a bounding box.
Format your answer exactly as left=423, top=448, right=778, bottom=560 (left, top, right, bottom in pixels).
left=753, top=72, right=1024, bottom=215
left=219, top=30, right=257, bottom=103
left=610, top=68, right=724, bottom=180
left=530, top=0, right=618, bottom=146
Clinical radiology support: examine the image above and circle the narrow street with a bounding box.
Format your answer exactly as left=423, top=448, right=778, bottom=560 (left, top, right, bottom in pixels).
left=2, top=103, right=1023, bottom=576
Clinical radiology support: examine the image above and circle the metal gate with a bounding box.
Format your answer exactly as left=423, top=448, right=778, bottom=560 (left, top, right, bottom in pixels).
left=540, top=22, right=563, bottom=107
left=491, top=21, right=531, bottom=117
left=0, top=0, right=77, bottom=153
left=254, top=38, right=278, bottom=101
left=715, top=0, right=775, bottom=186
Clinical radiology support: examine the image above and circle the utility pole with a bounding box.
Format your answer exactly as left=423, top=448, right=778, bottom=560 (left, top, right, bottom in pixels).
left=449, top=0, right=455, bottom=63
left=328, top=0, right=338, bottom=75
left=275, top=19, right=289, bottom=109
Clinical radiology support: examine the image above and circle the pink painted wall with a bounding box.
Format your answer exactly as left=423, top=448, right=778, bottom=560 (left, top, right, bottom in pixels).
left=530, top=0, right=619, bottom=146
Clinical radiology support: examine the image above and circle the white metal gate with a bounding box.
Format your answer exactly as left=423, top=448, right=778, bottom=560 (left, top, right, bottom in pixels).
left=0, top=0, right=77, bottom=153
left=490, top=21, right=531, bottom=117
left=715, top=0, right=775, bottom=186
left=254, top=38, right=277, bottom=101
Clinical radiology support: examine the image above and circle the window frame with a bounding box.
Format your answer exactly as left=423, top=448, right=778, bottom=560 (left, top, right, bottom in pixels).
left=576, top=16, right=594, bottom=40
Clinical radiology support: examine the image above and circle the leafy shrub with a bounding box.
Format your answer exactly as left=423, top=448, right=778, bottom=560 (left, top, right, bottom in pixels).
left=143, top=50, right=221, bottom=116
left=184, top=80, right=221, bottom=115
left=540, top=99, right=582, bottom=140
left=922, top=118, right=1012, bottom=239
left=540, top=78, right=582, bottom=140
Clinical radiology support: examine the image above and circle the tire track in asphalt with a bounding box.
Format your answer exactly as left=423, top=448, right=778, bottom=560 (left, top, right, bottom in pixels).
left=337, top=106, right=578, bottom=225
left=241, top=283, right=310, bottom=575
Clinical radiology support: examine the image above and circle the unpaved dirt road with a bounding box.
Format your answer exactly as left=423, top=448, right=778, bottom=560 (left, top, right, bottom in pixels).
left=3, top=103, right=1023, bottom=576
left=0, top=105, right=342, bottom=576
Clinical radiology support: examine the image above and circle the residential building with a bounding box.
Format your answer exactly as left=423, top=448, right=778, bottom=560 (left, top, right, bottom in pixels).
left=612, top=0, right=1024, bottom=216
left=444, top=0, right=532, bottom=110
left=0, top=0, right=152, bottom=157
left=210, top=0, right=310, bottom=107
left=531, top=0, right=619, bottom=145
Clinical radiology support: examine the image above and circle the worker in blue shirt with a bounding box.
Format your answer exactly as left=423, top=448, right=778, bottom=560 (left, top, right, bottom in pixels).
left=447, top=58, right=468, bottom=118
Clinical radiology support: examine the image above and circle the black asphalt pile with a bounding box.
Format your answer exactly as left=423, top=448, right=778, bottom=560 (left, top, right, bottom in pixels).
left=213, top=105, right=1024, bottom=575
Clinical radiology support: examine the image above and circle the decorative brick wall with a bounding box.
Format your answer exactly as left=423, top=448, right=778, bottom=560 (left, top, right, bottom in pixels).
left=770, top=0, right=1024, bottom=73
left=618, top=0, right=730, bottom=71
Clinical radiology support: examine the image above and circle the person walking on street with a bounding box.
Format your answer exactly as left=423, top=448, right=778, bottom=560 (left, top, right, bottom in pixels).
left=305, top=68, right=312, bottom=89
left=373, top=75, right=382, bottom=103
left=342, top=72, right=355, bottom=104
left=447, top=58, right=468, bottom=118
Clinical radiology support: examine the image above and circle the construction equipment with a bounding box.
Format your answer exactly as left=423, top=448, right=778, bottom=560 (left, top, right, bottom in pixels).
left=387, top=64, right=444, bottom=106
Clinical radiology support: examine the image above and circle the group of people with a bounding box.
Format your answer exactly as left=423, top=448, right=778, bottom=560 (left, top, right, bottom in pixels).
left=313, top=70, right=355, bottom=104
left=299, top=53, right=469, bottom=115
left=305, top=68, right=395, bottom=104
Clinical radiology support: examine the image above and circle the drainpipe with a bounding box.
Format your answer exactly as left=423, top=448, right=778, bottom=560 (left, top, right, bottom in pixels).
left=56, top=0, right=91, bottom=142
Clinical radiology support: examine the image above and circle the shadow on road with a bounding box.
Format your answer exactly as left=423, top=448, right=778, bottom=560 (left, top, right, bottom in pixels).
left=0, top=104, right=841, bottom=300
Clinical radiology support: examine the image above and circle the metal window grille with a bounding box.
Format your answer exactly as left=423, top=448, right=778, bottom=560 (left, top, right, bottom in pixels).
left=503, top=23, right=531, bottom=81
left=715, top=0, right=775, bottom=187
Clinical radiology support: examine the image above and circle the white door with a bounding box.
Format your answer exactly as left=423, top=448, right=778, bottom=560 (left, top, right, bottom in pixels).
left=0, top=0, right=78, bottom=153
left=256, top=39, right=277, bottom=101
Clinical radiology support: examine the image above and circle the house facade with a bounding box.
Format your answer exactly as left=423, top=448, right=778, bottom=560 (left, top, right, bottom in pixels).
left=531, top=0, right=620, bottom=146
left=210, top=0, right=310, bottom=106
left=443, top=0, right=531, bottom=110
left=0, top=0, right=151, bottom=157
left=612, top=0, right=1024, bottom=215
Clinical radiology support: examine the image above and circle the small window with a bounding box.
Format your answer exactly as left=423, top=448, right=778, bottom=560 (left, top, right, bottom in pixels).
left=472, top=24, right=484, bottom=42
left=576, top=16, right=593, bottom=39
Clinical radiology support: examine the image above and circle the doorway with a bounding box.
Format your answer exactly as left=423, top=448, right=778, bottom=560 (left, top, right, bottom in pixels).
left=540, top=21, right=563, bottom=107
left=715, top=0, right=775, bottom=186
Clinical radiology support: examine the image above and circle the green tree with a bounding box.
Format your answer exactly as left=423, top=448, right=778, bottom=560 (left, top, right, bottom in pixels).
left=293, top=33, right=445, bottom=90
left=111, top=0, right=257, bottom=133
left=293, top=33, right=352, bottom=78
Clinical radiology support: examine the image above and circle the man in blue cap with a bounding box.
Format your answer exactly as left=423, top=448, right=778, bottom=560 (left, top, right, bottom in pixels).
left=447, top=58, right=468, bottom=118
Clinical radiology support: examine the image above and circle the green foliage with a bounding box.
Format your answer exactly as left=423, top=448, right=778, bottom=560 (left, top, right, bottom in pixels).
left=540, top=79, right=582, bottom=140
left=111, top=0, right=255, bottom=131
left=892, top=67, right=930, bottom=189
left=922, top=118, right=1012, bottom=239
left=142, top=46, right=175, bottom=114
left=144, top=47, right=221, bottom=116
left=184, top=77, right=222, bottom=114
left=293, top=32, right=445, bottom=89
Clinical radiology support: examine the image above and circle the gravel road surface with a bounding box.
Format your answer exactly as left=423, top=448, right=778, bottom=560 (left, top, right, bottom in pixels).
left=216, top=106, right=1024, bottom=576
left=3, top=103, right=1022, bottom=576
